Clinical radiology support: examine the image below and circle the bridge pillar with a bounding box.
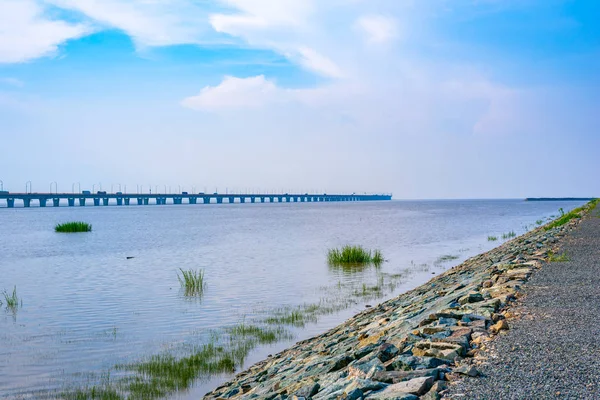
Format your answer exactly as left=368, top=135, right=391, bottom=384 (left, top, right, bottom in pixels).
left=24, top=198, right=31, bottom=208
left=228, top=196, right=235, bottom=204
left=93, top=198, right=100, bottom=206
left=7, top=199, right=14, bottom=208
left=217, top=197, right=223, bottom=204
left=79, top=198, right=86, bottom=206
left=143, top=198, right=149, bottom=205
left=269, top=197, right=274, bottom=203
left=39, top=198, right=47, bottom=207
left=250, top=197, right=256, bottom=203
left=124, top=198, right=130, bottom=205
left=116, top=198, right=123, bottom=206
left=277, top=196, right=283, bottom=203
left=203, top=197, right=210, bottom=204
left=102, top=198, right=109, bottom=206
left=68, top=198, right=75, bottom=207
left=260, top=197, right=265, bottom=203
left=137, top=198, right=143, bottom=205
left=53, top=198, right=60, bottom=207
left=189, top=197, right=197, bottom=204
left=240, top=197, right=246, bottom=204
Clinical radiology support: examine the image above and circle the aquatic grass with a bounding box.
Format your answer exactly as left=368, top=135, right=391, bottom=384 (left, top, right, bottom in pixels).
left=2, top=286, right=20, bottom=310
left=548, top=251, right=570, bottom=262
left=435, top=254, right=459, bottom=264
left=502, top=231, right=517, bottom=239
left=264, top=308, right=313, bottom=327
left=177, top=268, right=205, bottom=296
left=372, top=249, right=384, bottom=265
left=327, top=245, right=384, bottom=269
left=487, top=236, right=498, bottom=241
left=228, top=323, right=287, bottom=345
left=55, top=221, right=92, bottom=233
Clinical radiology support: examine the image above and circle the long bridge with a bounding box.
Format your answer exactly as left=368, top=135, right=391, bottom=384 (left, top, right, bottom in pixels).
left=0, top=192, right=392, bottom=208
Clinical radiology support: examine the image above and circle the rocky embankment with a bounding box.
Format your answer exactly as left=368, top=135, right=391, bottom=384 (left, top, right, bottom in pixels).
left=204, top=207, right=590, bottom=400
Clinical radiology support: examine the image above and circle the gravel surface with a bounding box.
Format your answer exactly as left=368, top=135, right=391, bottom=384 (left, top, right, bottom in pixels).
left=447, top=205, right=600, bottom=399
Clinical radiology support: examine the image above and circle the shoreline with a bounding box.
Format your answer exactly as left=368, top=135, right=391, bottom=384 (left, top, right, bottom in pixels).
left=204, top=201, right=597, bottom=399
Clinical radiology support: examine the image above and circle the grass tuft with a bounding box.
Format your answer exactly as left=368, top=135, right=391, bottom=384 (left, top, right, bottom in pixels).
left=545, top=199, right=599, bottom=230
left=55, top=221, right=92, bottom=233
left=327, top=245, right=384, bottom=267
left=177, top=268, right=205, bottom=296
left=487, top=236, right=498, bottom=241
left=2, top=286, right=20, bottom=310
left=502, top=231, right=517, bottom=239
left=548, top=251, right=570, bottom=262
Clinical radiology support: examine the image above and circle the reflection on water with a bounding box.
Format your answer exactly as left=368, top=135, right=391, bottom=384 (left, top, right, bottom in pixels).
left=0, top=200, right=584, bottom=398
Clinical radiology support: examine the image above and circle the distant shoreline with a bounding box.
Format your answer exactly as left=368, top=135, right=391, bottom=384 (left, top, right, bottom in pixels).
left=525, top=197, right=595, bottom=201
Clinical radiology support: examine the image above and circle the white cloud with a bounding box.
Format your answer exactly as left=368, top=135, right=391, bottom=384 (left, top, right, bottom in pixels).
left=181, top=75, right=286, bottom=112
left=210, top=0, right=314, bottom=31
left=0, top=0, right=90, bottom=63
left=46, top=0, right=213, bottom=47
left=356, top=15, right=399, bottom=44
left=296, top=47, right=344, bottom=78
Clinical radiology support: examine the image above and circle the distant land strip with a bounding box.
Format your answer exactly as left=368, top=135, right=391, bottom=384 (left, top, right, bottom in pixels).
left=525, top=197, right=596, bottom=201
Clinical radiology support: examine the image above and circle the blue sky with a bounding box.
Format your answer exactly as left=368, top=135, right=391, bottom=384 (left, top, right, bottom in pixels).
left=0, top=0, right=598, bottom=198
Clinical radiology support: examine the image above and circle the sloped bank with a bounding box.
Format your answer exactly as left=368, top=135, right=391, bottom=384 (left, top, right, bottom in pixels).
left=204, top=202, right=596, bottom=400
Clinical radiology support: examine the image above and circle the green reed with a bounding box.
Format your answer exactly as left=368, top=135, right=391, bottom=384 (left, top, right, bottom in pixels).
left=55, top=221, right=92, bottom=233
left=177, top=268, right=205, bottom=296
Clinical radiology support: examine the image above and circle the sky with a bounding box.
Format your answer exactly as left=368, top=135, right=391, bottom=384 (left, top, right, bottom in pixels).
left=0, top=0, right=598, bottom=199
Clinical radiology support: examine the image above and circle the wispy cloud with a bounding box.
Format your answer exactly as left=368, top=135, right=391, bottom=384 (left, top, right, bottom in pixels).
left=0, top=0, right=91, bottom=63
left=0, top=77, right=25, bottom=87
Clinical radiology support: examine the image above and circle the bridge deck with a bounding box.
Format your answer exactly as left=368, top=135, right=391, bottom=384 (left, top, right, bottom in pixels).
left=0, top=193, right=392, bottom=208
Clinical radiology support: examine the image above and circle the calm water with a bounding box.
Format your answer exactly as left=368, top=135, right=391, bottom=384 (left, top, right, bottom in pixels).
left=0, top=200, right=584, bottom=399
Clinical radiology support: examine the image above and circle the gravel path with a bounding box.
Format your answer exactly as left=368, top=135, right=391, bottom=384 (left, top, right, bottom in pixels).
left=447, top=205, right=600, bottom=399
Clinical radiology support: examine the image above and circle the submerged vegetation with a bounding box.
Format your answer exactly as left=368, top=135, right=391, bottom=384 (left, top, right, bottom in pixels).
left=177, top=268, right=205, bottom=296
left=55, top=222, right=92, bottom=233
left=435, top=254, right=459, bottom=264
left=487, top=235, right=498, bottom=241
left=327, top=245, right=383, bottom=267
left=1, top=286, right=20, bottom=311
left=502, top=231, right=517, bottom=239
left=66, top=322, right=289, bottom=400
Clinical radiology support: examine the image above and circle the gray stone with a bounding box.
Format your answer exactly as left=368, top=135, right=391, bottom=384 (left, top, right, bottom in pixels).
left=453, top=364, right=480, bottom=377
left=345, top=389, right=364, bottom=400
left=459, top=293, right=485, bottom=305
left=294, top=382, right=321, bottom=397
left=369, top=376, right=433, bottom=397
left=349, top=358, right=385, bottom=379
left=329, top=355, right=354, bottom=372
left=376, top=343, right=400, bottom=362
